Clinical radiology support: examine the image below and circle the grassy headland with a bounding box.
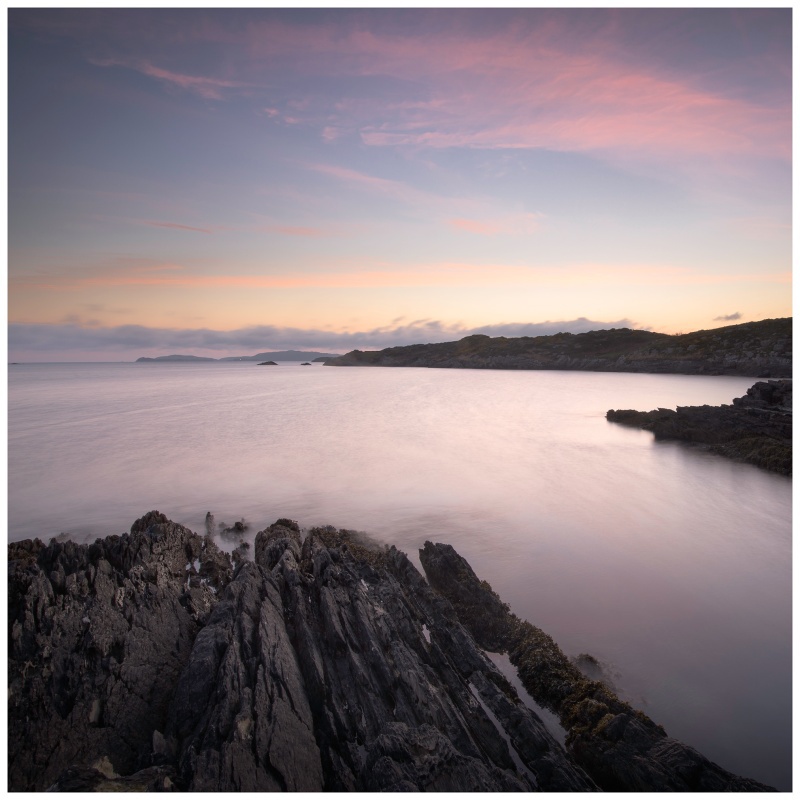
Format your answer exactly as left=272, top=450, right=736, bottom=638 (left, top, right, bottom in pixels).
left=324, top=318, right=791, bottom=377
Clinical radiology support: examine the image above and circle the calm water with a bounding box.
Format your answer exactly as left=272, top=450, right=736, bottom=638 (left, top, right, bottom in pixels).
left=8, top=362, right=791, bottom=789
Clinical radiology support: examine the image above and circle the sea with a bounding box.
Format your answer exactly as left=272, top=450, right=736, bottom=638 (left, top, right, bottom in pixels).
left=7, top=361, right=792, bottom=789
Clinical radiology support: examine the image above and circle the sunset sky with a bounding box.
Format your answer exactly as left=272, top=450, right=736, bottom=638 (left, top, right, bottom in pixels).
left=8, top=8, right=792, bottom=361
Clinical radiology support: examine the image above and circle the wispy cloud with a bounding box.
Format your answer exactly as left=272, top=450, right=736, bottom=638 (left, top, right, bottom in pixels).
left=89, top=58, right=250, bottom=99
left=237, top=13, right=790, bottom=163
left=9, top=316, right=641, bottom=358
left=256, top=224, right=330, bottom=238
left=448, top=213, right=542, bottom=236
left=11, top=260, right=791, bottom=293
left=304, top=162, right=542, bottom=231
left=144, top=221, right=212, bottom=234
left=23, top=11, right=792, bottom=166
left=304, top=162, right=437, bottom=208
left=713, top=312, right=743, bottom=321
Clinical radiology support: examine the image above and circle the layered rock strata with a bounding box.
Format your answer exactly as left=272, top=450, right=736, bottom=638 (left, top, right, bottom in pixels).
left=9, top=513, right=594, bottom=792
left=418, top=542, right=773, bottom=792
left=606, top=380, right=792, bottom=475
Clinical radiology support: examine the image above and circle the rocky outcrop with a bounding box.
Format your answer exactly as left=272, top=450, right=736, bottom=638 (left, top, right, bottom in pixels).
left=607, top=380, right=792, bottom=475
left=9, top=514, right=596, bottom=792
left=324, top=318, right=792, bottom=377
left=8, top=513, right=774, bottom=791
left=8, top=511, right=230, bottom=791
left=419, top=542, right=774, bottom=792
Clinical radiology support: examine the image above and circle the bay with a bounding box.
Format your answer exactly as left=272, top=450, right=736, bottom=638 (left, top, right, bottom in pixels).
left=7, top=361, right=791, bottom=789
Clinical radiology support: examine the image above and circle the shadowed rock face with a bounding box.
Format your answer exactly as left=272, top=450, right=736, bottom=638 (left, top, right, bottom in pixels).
left=419, top=541, right=775, bottom=792
left=8, top=514, right=595, bottom=792
left=607, top=380, right=792, bottom=475
left=8, top=511, right=229, bottom=791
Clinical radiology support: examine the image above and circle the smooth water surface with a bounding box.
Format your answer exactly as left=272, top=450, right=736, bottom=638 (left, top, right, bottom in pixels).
left=8, top=362, right=791, bottom=788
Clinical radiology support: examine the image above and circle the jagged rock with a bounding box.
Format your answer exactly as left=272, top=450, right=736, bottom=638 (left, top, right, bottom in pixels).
left=419, top=541, right=775, bottom=792
left=47, top=764, right=177, bottom=792
left=732, top=379, right=792, bottom=411
left=166, top=560, right=323, bottom=791
left=9, top=513, right=595, bottom=792
left=607, top=380, right=792, bottom=475
left=9, top=513, right=771, bottom=792
left=259, top=524, right=594, bottom=791
left=8, top=512, right=232, bottom=791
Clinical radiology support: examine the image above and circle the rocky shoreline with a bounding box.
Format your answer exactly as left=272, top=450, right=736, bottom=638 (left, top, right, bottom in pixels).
left=8, top=512, right=774, bottom=791
left=324, top=318, right=791, bottom=377
left=607, top=380, right=792, bottom=475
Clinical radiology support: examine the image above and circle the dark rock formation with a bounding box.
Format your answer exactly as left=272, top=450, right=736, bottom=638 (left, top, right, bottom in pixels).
left=8, top=511, right=229, bottom=791
left=257, top=361, right=278, bottom=366
left=324, top=318, right=792, bottom=377
left=607, top=380, right=791, bottom=475
left=219, top=518, right=249, bottom=539
left=9, top=514, right=596, bottom=792
left=8, top=512, right=774, bottom=791
left=419, top=542, right=774, bottom=792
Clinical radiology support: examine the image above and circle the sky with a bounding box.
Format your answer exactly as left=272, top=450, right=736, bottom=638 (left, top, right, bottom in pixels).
left=6, top=7, right=793, bottom=361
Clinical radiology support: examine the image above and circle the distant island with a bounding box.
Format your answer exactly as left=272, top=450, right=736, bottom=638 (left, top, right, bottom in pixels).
left=135, top=354, right=217, bottom=362
left=136, top=350, right=339, bottom=363
left=323, top=318, right=791, bottom=378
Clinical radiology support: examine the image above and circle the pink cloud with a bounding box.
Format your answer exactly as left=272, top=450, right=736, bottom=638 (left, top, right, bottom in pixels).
left=145, top=221, right=212, bottom=234
left=12, top=256, right=790, bottom=295
left=90, top=58, right=250, bottom=99
left=82, top=15, right=787, bottom=165
left=226, top=17, right=789, bottom=163
left=305, top=162, right=441, bottom=208
left=448, top=213, right=542, bottom=236
left=257, top=224, right=329, bottom=238
left=449, top=218, right=499, bottom=235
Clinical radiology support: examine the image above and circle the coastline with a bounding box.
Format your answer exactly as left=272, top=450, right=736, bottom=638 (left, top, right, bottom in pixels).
left=607, top=379, right=792, bottom=475
left=9, top=512, right=774, bottom=792
left=323, top=318, right=792, bottom=378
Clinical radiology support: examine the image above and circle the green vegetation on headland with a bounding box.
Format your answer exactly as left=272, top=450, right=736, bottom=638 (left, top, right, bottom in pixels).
left=607, top=380, right=792, bottom=475
left=324, top=318, right=791, bottom=377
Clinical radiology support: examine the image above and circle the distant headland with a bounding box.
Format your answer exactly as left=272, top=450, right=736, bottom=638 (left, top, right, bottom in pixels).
left=323, top=318, right=792, bottom=378
left=135, top=350, right=338, bottom=363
